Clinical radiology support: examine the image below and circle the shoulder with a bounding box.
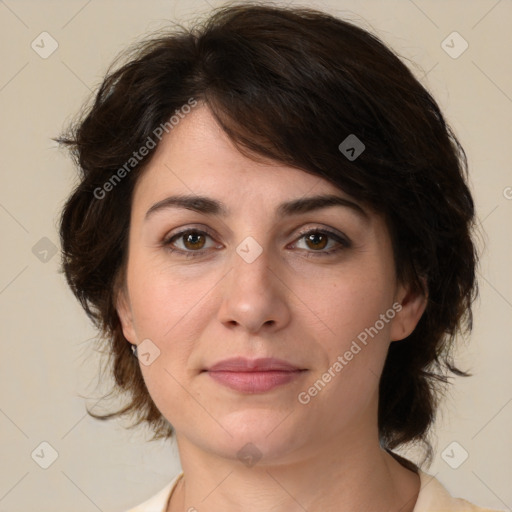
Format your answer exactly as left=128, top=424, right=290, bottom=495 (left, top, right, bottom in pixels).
left=124, top=472, right=183, bottom=512
left=414, top=471, right=504, bottom=512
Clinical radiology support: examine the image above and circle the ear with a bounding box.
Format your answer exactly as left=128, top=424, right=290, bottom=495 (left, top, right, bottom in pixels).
left=389, top=277, right=428, bottom=342
left=115, top=284, right=138, bottom=345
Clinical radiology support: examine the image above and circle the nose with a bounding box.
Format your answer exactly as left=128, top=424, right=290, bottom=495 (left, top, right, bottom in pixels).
left=216, top=240, right=291, bottom=334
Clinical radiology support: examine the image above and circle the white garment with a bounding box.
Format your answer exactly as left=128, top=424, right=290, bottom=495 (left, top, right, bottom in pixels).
left=126, top=470, right=503, bottom=512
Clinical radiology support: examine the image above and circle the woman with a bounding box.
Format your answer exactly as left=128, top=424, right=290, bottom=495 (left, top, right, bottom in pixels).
left=57, top=3, right=501, bottom=511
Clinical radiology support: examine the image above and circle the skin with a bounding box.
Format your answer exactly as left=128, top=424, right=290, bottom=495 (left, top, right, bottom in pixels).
left=116, top=104, right=427, bottom=512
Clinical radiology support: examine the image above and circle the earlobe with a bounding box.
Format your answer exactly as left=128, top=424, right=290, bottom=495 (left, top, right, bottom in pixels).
left=115, top=286, right=138, bottom=344
left=390, top=279, right=428, bottom=342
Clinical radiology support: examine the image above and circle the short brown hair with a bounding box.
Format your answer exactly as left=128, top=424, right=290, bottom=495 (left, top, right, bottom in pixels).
left=57, top=2, right=478, bottom=462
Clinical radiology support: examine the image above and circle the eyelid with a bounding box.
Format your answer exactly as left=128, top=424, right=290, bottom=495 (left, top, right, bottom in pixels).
left=292, top=225, right=351, bottom=246
left=162, top=224, right=351, bottom=257
left=162, top=225, right=220, bottom=248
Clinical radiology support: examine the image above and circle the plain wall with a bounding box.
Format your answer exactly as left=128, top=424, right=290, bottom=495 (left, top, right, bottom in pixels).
left=0, top=0, right=511, bottom=510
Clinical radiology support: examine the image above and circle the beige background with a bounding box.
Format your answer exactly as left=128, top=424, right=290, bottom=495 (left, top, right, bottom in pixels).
left=0, top=0, right=511, bottom=510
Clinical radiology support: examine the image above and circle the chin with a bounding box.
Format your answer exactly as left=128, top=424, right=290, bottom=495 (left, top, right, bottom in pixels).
left=207, top=411, right=305, bottom=464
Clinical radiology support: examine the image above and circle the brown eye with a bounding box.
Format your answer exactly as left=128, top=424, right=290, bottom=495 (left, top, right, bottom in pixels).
left=292, top=228, right=351, bottom=258
left=163, top=228, right=219, bottom=258
left=304, top=232, right=329, bottom=250
left=182, top=232, right=206, bottom=250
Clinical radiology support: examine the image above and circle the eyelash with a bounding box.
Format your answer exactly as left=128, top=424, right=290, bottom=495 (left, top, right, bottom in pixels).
left=162, top=227, right=351, bottom=259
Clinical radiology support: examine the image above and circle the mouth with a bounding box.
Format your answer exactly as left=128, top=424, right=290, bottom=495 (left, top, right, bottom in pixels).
left=202, top=357, right=307, bottom=393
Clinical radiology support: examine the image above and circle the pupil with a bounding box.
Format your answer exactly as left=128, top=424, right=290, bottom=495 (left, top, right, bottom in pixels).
left=307, top=233, right=327, bottom=250
left=186, top=233, right=204, bottom=249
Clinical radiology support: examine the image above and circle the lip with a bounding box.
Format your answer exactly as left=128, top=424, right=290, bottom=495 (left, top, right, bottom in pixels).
left=203, top=357, right=307, bottom=393
left=205, top=357, right=303, bottom=372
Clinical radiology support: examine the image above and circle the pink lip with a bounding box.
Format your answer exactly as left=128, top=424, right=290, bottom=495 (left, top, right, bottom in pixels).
left=206, top=357, right=302, bottom=372
left=203, top=357, right=307, bottom=393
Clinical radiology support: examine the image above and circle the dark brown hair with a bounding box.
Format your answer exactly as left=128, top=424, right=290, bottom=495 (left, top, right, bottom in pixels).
left=58, top=2, right=478, bottom=463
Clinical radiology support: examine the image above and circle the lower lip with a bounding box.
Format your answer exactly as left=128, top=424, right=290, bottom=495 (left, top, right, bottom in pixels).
left=206, top=370, right=305, bottom=393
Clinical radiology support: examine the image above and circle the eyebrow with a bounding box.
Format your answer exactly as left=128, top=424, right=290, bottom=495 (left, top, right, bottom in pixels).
left=145, top=193, right=368, bottom=221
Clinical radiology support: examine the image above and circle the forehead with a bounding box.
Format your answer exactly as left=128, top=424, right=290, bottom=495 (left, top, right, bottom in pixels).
left=132, top=105, right=355, bottom=211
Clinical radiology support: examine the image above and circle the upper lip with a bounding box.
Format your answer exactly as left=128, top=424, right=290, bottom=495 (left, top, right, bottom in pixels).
left=204, top=357, right=304, bottom=372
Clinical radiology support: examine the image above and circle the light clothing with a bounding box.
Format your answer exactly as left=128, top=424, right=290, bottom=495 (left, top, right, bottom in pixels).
left=126, top=470, right=503, bottom=512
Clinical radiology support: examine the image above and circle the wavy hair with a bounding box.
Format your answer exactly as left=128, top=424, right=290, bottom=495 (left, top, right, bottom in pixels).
left=57, top=2, right=478, bottom=464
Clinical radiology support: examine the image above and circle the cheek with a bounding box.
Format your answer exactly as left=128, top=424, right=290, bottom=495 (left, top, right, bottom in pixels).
left=125, top=256, right=216, bottom=385
left=298, top=277, right=394, bottom=425
left=295, top=263, right=395, bottom=340
left=126, top=260, right=201, bottom=418
left=126, top=254, right=207, bottom=338
left=297, top=262, right=396, bottom=398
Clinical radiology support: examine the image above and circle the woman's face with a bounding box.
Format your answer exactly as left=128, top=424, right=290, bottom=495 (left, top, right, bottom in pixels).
left=117, top=104, right=425, bottom=464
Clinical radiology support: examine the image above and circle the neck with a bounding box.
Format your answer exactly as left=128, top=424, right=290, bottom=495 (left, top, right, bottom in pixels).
left=168, top=423, right=420, bottom=512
